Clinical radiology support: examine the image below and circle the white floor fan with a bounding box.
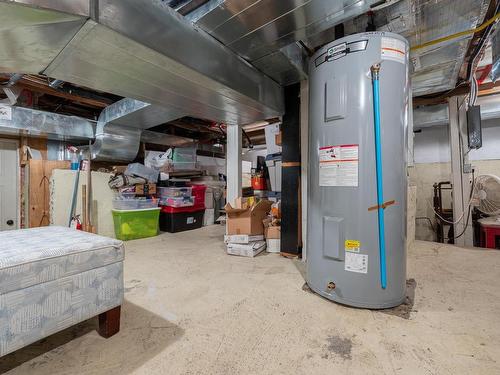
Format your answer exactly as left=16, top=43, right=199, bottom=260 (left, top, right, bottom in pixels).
left=472, top=174, right=500, bottom=219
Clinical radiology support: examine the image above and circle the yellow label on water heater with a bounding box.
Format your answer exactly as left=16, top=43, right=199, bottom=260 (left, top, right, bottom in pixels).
left=345, top=240, right=360, bottom=253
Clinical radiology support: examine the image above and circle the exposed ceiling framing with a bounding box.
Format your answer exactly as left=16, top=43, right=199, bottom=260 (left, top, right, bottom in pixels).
left=0, top=0, right=497, bottom=147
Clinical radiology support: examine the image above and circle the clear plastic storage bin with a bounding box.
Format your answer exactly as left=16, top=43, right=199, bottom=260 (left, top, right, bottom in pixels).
left=172, top=146, right=197, bottom=170
left=112, top=198, right=158, bottom=210
left=158, top=186, right=193, bottom=198
left=160, top=196, right=194, bottom=207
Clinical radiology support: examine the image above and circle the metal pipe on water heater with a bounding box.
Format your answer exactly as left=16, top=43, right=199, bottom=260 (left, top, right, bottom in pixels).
left=371, top=63, right=387, bottom=289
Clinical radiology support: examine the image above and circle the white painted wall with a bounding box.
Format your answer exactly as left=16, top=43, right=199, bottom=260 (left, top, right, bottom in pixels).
left=414, top=119, right=500, bottom=164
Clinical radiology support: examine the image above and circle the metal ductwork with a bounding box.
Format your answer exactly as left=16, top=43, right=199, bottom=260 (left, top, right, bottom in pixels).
left=185, top=0, right=383, bottom=86
left=92, top=98, right=185, bottom=162
left=0, top=105, right=94, bottom=140
left=0, top=102, right=196, bottom=161
left=413, top=104, right=449, bottom=129
left=0, top=0, right=284, bottom=125
left=414, top=95, right=500, bottom=129
left=0, top=3, right=88, bottom=74
left=251, top=43, right=309, bottom=86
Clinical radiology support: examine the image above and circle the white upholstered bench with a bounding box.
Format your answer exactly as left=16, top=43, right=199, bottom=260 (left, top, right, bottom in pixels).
left=0, top=226, right=124, bottom=357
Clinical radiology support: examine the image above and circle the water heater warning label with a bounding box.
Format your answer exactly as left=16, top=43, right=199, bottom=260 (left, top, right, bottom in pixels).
left=345, top=252, right=368, bottom=274
left=319, top=144, right=358, bottom=187
left=345, top=240, right=360, bottom=253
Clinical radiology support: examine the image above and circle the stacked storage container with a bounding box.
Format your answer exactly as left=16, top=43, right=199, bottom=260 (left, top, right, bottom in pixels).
left=159, top=184, right=207, bottom=233
left=111, top=197, right=160, bottom=240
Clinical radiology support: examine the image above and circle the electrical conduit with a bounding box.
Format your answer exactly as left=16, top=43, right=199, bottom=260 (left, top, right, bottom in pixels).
left=371, top=63, right=387, bottom=289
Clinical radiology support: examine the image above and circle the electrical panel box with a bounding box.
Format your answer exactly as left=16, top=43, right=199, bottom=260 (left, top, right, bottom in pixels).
left=467, top=105, right=482, bottom=150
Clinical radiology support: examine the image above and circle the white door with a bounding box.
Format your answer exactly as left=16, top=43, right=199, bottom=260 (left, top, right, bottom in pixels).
left=0, top=139, right=18, bottom=230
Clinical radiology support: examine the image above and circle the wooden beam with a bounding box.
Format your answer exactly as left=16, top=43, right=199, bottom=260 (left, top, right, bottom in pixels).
left=0, top=74, right=111, bottom=108
left=20, top=81, right=110, bottom=108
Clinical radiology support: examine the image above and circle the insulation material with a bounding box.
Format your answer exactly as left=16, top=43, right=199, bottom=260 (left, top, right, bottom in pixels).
left=397, top=0, right=488, bottom=95
left=50, top=170, right=115, bottom=238
left=347, top=0, right=490, bottom=95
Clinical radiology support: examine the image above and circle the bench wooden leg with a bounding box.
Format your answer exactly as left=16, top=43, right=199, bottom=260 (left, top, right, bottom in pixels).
left=98, top=306, right=121, bottom=338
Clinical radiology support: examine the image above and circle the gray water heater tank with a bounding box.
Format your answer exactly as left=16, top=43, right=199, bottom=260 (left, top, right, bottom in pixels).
left=306, top=32, right=410, bottom=309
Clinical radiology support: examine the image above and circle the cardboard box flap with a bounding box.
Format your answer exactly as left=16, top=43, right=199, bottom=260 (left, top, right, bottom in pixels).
left=224, top=203, right=248, bottom=215
left=263, top=218, right=272, bottom=227
left=251, top=200, right=272, bottom=213
left=225, top=200, right=272, bottom=215
left=225, top=199, right=272, bottom=236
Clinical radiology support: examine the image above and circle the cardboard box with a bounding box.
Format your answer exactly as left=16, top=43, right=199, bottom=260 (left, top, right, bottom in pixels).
left=275, top=132, right=282, bottom=146
left=226, top=241, right=266, bottom=257
left=224, top=234, right=264, bottom=244
left=225, top=200, right=272, bottom=235
left=135, top=183, right=156, bottom=195
left=266, top=239, right=280, bottom=253
left=265, top=225, right=281, bottom=239
left=235, top=197, right=248, bottom=209
left=203, top=208, right=215, bottom=226
left=205, top=187, right=214, bottom=209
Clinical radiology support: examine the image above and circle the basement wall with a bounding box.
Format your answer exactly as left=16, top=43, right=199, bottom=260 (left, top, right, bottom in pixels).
left=411, top=119, right=500, bottom=242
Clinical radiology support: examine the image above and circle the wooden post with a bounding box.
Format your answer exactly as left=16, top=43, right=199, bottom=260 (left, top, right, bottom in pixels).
left=448, top=96, right=473, bottom=246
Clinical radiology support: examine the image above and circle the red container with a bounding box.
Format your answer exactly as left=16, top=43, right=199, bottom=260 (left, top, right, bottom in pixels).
left=161, top=205, right=203, bottom=214
left=159, top=184, right=206, bottom=215
left=189, top=184, right=207, bottom=208
left=251, top=176, right=266, bottom=190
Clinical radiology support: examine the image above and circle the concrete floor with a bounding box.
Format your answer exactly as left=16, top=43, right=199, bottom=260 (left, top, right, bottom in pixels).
left=2, top=226, right=500, bottom=374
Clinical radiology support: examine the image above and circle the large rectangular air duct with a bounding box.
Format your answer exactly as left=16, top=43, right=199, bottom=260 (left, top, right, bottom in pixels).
left=0, top=0, right=284, bottom=125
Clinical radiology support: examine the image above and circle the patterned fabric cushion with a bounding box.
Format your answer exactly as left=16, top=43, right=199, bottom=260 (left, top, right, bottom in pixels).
left=0, top=261, right=123, bottom=356
left=0, top=226, right=124, bottom=294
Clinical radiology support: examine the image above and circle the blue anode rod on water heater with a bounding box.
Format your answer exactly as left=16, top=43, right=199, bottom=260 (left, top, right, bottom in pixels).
left=370, top=63, right=387, bottom=290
